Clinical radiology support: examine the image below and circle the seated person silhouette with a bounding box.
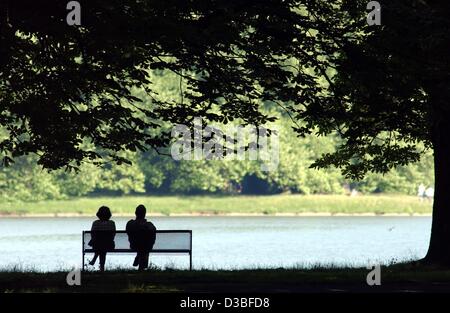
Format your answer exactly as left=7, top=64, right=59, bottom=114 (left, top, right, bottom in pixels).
left=88, top=206, right=116, bottom=271
left=126, top=205, right=156, bottom=271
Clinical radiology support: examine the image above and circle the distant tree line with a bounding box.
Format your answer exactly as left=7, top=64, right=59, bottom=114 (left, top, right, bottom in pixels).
left=0, top=70, right=434, bottom=201
left=0, top=118, right=434, bottom=202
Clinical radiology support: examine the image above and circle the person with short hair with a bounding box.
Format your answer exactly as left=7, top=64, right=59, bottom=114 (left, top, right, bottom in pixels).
left=126, top=205, right=156, bottom=271
left=88, top=206, right=116, bottom=271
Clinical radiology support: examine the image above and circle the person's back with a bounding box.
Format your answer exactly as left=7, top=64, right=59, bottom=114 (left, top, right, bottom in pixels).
left=126, top=204, right=156, bottom=270
left=91, top=219, right=116, bottom=251
left=126, top=218, right=156, bottom=252
left=89, top=206, right=116, bottom=271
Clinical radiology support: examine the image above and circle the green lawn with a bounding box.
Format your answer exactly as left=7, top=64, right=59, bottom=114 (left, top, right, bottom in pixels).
left=0, top=194, right=432, bottom=216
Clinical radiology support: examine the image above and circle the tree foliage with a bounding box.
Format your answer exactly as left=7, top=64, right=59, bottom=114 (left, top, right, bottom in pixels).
left=1, top=0, right=335, bottom=170
left=0, top=117, right=434, bottom=201
left=0, top=1, right=441, bottom=186
left=305, top=1, right=449, bottom=180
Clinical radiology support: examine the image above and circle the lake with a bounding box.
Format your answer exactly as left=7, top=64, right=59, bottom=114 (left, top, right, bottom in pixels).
left=0, top=216, right=431, bottom=272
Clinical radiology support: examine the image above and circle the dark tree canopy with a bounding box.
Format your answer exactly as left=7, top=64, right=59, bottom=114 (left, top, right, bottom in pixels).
left=0, top=0, right=348, bottom=170
left=308, top=1, right=450, bottom=180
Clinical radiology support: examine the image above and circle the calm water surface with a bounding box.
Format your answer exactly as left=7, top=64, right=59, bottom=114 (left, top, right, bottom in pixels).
left=0, top=216, right=431, bottom=271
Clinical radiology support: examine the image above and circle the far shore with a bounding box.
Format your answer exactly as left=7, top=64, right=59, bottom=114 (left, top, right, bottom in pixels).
left=0, top=194, right=433, bottom=217
left=0, top=212, right=432, bottom=218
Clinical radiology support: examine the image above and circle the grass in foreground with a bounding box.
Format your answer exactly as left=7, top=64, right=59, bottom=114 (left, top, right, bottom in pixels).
left=1, top=263, right=450, bottom=293
left=0, top=194, right=433, bottom=216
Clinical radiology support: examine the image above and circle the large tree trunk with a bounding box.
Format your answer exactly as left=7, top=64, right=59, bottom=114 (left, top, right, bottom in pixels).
left=423, top=102, right=450, bottom=265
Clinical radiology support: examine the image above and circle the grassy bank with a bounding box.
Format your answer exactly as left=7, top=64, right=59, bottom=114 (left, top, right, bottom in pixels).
left=1, top=263, right=450, bottom=293
left=0, top=194, right=432, bottom=216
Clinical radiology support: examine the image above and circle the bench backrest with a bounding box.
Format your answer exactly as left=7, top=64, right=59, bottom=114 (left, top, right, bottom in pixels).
left=82, top=230, right=192, bottom=253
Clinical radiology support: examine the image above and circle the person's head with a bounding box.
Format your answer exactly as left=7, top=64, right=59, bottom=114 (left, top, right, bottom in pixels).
left=135, top=204, right=146, bottom=219
left=96, top=206, right=112, bottom=221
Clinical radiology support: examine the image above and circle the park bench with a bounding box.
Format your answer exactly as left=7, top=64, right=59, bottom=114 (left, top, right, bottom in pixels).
left=82, top=230, right=192, bottom=270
